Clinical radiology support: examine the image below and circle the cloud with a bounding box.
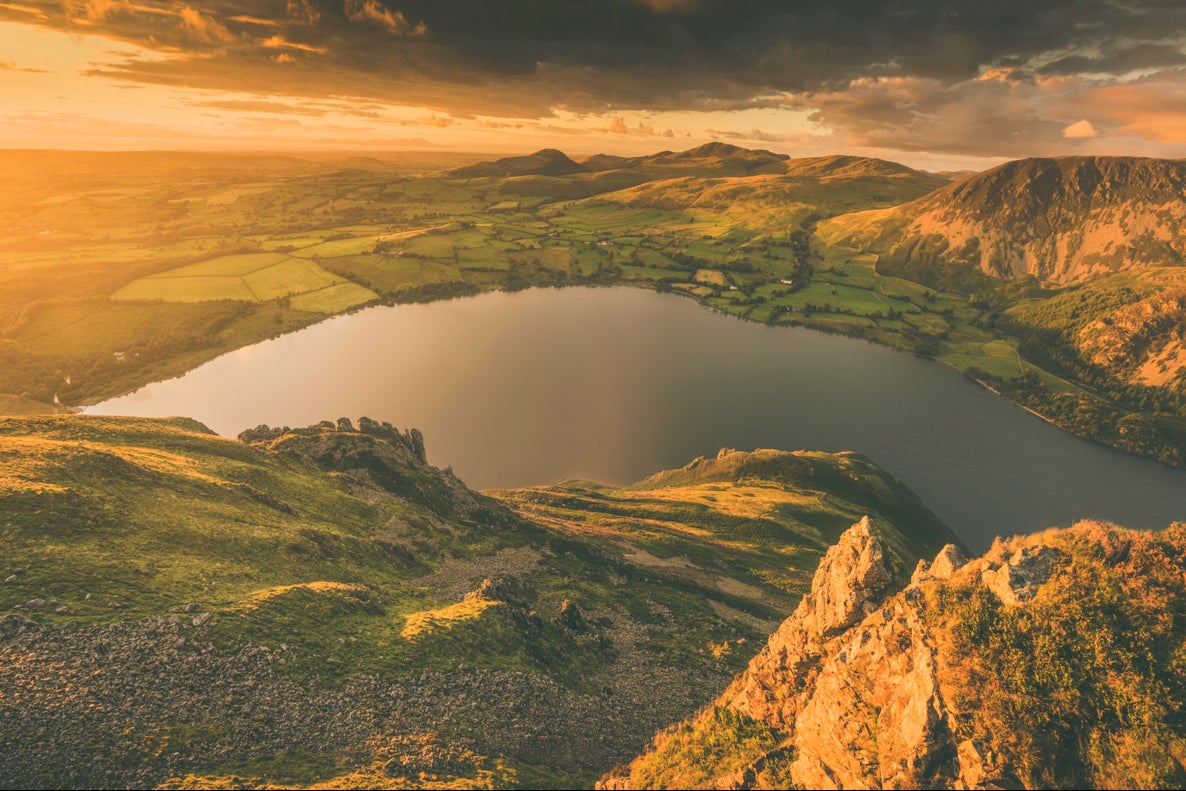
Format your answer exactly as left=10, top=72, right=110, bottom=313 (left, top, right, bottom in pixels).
left=228, top=14, right=279, bottom=27
left=1063, top=119, right=1101, bottom=138
left=0, top=3, right=47, bottom=18
left=1077, top=71, right=1186, bottom=144
left=7, top=0, right=1186, bottom=156
left=178, top=5, right=234, bottom=43
left=0, top=59, right=49, bottom=72
left=764, top=73, right=1125, bottom=156
left=407, top=114, right=452, bottom=127
left=706, top=127, right=816, bottom=146
left=285, top=0, right=318, bottom=25
left=603, top=116, right=670, bottom=136
left=190, top=98, right=326, bottom=116
left=344, top=0, right=424, bottom=36
left=261, top=34, right=328, bottom=54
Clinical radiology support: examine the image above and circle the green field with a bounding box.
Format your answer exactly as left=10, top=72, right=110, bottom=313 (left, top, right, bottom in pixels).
left=289, top=282, right=379, bottom=313
left=113, top=252, right=376, bottom=311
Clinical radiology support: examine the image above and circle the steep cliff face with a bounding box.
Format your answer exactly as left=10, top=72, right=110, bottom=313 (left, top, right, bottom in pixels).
left=822, top=156, right=1186, bottom=287
left=604, top=518, right=1186, bottom=789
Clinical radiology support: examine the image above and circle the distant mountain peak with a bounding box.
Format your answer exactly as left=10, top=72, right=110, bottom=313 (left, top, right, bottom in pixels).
left=674, top=141, right=788, bottom=161
left=446, top=148, right=587, bottom=178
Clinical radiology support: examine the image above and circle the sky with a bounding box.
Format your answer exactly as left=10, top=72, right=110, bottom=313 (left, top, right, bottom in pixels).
left=5, top=1, right=1186, bottom=169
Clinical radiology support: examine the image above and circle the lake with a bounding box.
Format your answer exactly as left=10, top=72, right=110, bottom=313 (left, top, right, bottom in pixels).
left=89, top=287, right=1186, bottom=550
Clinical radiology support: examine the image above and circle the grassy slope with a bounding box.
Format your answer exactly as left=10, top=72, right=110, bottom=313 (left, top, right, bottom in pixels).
left=492, top=449, right=959, bottom=631
left=0, top=414, right=956, bottom=789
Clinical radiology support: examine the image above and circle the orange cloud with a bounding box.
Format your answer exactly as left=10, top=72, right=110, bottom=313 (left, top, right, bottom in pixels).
left=1086, top=77, right=1186, bottom=143
left=178, top=5, right=233, bottom=43
left=0, top=3, right=47, bottom=17
left=261, top=34, right=328, bottom=54
left=608, top=116, right=659, bottom=135
left=1063, top=119, right=1101, bottom=138
left=344, top=0, right=426, bottom=36
left=229, top=15, right=280, bottom=28
left=71, top=0, right=171, bottom=24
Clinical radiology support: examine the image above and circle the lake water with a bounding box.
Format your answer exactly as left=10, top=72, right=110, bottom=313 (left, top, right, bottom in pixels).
left=89, top=287, right=1186, bottom=550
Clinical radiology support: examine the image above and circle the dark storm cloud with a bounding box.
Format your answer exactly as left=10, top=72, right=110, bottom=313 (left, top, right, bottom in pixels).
left=6, top=0, right=1186, bottom=153
left=6, top=1, right=1184, bottom=101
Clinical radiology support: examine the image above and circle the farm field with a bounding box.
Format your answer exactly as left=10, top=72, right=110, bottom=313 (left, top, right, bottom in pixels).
left=114, top=253, right=376, bottom=308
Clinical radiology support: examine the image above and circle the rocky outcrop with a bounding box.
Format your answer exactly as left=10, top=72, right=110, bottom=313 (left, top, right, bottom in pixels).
left=603, top=517, right=1088, bottom=790
left=239, top=416, right=427, bottom=465
left=719, top=517, right=896, bottom=731
left=722, top=518, right=964, bottom=789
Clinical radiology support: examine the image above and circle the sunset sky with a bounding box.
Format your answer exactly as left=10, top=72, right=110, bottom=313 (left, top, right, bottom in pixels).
left=5, top=1, right=1186, bottom=169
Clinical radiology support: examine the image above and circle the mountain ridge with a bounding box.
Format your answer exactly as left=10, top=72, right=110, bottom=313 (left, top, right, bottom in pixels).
left=822, top=155, right=1186, bottom=287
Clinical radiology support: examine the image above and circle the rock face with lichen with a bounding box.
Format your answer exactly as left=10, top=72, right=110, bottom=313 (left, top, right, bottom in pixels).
left=603, top=518, right=1186, bottom=790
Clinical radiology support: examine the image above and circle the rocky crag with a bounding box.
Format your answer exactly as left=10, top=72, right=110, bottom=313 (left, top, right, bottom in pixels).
left=604, top=517, right=1186, bottom=789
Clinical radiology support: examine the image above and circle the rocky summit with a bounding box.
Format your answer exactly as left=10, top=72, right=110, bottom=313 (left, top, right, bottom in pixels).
left=603, top=517, right=1186, bottom=789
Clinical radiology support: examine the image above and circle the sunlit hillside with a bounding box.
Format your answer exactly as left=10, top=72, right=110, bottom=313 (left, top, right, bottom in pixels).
left=0, top=414, right=956, bottom=788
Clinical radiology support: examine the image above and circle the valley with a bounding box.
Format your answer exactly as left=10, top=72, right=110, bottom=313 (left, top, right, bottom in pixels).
left=7, top=1, right=1186, bottom=787
left=4, top=146, right=1186, bottom=467
left=5, top=144, right=1186, bottom=789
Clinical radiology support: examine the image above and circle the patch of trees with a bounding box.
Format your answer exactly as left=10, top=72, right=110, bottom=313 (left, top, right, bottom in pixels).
left=390, top=281, right=482, bottom=304
left=781, top=229, right=816, bottom=290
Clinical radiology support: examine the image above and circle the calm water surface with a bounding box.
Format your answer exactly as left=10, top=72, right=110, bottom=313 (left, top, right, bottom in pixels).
left=90, top=287, right=1186, bottom=550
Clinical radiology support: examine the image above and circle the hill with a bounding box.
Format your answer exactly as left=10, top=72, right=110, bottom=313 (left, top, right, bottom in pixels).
left=589, top=153, right=945, bottom=229
left=624, top=143, right=790, bottom=178
left=445, top=148, right=588, bottom=178
left=602, top=518, right=1186, bottom=789
left=0, top=415, right=956, bottom=788
left=780, top=154, right=928, bottom=180
left=822, top=156, right=1186, bottom=288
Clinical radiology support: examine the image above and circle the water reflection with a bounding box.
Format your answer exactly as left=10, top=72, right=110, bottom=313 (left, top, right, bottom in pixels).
left=90, top=287, right=1186, bottom=550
